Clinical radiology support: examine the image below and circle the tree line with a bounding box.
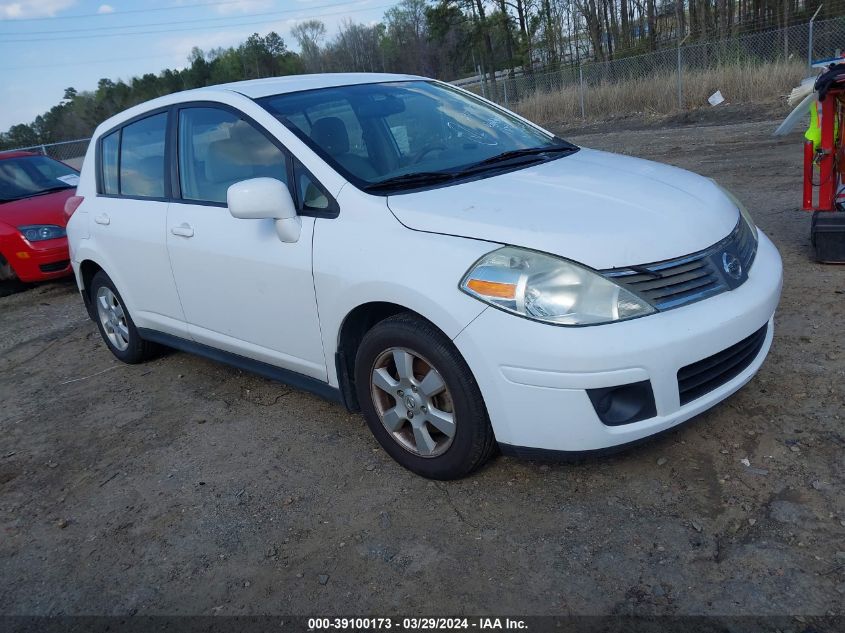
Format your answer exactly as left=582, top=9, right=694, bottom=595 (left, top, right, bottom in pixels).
left=1, top=0, right=835, bottom=149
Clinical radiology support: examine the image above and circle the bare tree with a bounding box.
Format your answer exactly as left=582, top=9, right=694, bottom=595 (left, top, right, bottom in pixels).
left=291, top=20, right=327, bottom=73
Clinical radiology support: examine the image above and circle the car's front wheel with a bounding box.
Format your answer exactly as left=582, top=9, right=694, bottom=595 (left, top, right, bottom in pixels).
left=90, top=270, right=154, bottom=364
left=354, top=313, right=496, bottom=479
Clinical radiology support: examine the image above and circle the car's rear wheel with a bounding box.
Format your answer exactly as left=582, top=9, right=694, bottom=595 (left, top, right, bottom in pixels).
left=90, top=271, right=154, bottom=364
left=0, top=254, right=16, bottom=282
left=354, top=313, right=496, bottom=479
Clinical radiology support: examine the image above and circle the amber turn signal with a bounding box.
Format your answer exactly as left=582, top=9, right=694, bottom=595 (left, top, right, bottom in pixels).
left=465, top=279, right=516, bottom=299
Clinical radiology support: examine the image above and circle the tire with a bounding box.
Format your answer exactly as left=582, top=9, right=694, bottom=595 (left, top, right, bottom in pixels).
left=90, top=271, right=154, bottom=364
left=354, top=313, right=496, bottom=479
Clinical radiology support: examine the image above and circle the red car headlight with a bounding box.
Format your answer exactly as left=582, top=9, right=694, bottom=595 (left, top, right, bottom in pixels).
left=18, top=225, right=67, bottom=242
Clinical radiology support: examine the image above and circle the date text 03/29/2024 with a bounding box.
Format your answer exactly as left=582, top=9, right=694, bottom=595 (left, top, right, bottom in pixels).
left=307, top=617, right=528, bottom=630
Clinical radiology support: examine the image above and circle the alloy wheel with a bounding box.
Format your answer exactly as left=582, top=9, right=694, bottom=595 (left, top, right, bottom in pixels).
left=96, top=286, right=130, bottom=352
left=369, top=347, right=456, bottom=458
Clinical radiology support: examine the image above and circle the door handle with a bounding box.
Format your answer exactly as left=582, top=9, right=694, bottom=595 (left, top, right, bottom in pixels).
left=171, top=223, right=194, bottom=238
left=94, top=214, right=110, bottom=225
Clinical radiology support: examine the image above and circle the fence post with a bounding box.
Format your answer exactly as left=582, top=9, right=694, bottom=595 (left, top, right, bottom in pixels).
left=809, top=5, right=823, bottom=68
left=503, top=79, right=509, bottom=108
left=578, top=64, right=585, bottom=119
left=677, top=44, right=683, bottom=110
left=783, top=1, right=789, bottom=59
left=677, top=36, right=689, bottom=111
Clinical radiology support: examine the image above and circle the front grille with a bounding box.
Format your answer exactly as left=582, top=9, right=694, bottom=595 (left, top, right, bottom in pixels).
left=603, top=219, right=757, bottom=311
left=677, top=324, right=768, bottom=405
left=39, top=260, right=70, bottom=273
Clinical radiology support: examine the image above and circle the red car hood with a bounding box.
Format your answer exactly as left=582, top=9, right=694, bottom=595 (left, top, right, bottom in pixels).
left=0, top=189, right=75, bottom=229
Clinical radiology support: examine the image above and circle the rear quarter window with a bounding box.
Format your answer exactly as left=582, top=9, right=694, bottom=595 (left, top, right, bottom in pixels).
left=100, top=131, right=119, bottom=195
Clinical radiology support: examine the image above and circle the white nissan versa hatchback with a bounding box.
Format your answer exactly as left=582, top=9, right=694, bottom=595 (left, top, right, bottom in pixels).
left=67, top=73, right=782, bottom=479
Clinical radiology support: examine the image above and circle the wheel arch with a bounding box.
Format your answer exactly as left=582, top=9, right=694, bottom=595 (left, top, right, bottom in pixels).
left=0, top=251, right=17, bottom=282
left=79, top=259, right=104, bottom=294
left=335, top=301, right=447, bottom=412
left=78, top=259, right=105, bottom=318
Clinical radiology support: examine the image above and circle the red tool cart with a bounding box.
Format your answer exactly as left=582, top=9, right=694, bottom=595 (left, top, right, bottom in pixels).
left=803, top=65, right=845, bottom=262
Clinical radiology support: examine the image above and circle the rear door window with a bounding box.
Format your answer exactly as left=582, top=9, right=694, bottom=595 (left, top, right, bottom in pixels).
left=119, top=113, right=167, bottom=198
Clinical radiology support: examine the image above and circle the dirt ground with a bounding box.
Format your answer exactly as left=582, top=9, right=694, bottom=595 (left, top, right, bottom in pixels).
left=1, top=114, right=843, bottom=619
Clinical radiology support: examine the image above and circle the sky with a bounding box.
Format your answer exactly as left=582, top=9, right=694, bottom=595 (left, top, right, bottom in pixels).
left=0, top=0, right=397, bottom=132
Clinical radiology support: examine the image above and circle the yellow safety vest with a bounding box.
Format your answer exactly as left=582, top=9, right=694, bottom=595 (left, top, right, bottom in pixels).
left=806, top=100, right=821, bottom=148
left=806, top=99, right=839, bottom=149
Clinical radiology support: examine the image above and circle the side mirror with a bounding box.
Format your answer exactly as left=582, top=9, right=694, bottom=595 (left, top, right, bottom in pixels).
left=227, top=177, right=301, bottom=243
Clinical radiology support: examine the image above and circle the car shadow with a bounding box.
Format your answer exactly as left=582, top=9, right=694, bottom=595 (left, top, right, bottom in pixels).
left=0, top=277, right=77, bottom=299
left=0, top=279, right=34, bottom=298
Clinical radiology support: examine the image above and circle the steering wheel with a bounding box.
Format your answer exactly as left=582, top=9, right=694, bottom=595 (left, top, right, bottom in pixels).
left=410, top=143, right=447, bottom=164
left=446, top=120, right=499, bottom=146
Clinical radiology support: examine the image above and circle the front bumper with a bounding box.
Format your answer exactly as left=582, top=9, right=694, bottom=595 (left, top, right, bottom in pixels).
left=1, top=234, right=71, bottom=282
left=453, top=231, right=783, bottom=453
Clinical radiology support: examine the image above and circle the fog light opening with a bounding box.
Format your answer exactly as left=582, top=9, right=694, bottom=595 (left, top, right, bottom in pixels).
left=587, top=380, right=657, bottom=426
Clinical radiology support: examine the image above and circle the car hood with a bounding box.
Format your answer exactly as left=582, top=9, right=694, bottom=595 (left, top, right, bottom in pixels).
left=385, top=148, right=740, bottom=270
left=0, top=189, right=74, bottom=229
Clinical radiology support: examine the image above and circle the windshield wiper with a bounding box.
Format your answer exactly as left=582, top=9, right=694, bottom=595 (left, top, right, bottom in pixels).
left=30, top=184, right=74, bottom=196
left=0, top=184, right=74, bottom=203
left=363, top=171, right=458, bottom=193
left=469, top=144, right=578, bottom=169
left=0, top=194, right=37, bottom=203
left=362, top=144, right=578, bottom=193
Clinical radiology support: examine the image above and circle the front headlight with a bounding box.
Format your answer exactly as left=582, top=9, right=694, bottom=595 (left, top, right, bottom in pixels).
left=460, top=247, right=656, bottom=326
left=18, top=225, right=66, bottom=242
left=713, top=181, right=757, bottom=240
left=737, top=201, right=756, bottom=237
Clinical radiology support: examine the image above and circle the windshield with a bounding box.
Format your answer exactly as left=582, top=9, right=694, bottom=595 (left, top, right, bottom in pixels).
left=258, top=80, right=576, bottom=192
left=0, top=154, right=79, bottom=203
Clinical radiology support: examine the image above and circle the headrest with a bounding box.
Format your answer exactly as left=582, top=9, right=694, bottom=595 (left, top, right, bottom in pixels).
left=310, top=117, right=349, bottom=156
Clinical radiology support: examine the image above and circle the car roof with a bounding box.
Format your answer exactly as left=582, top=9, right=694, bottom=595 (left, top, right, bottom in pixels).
left=212, top=72, right=425, bottom=99
left=92, top=72, right=428, bottom=137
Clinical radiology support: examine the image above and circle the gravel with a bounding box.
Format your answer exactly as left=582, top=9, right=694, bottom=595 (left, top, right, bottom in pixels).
left=1, top=117, right=842, bottom=616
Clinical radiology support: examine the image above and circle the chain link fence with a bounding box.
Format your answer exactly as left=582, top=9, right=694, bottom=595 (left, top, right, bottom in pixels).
left=1, top=138, right=90, bottom=170
left=461, top=16, right=845, bottom=117
left=6, top=19, right=845, bottom=158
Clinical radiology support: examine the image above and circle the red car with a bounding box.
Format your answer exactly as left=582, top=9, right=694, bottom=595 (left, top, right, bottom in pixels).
left=0, top=151, right=79, bottom=283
